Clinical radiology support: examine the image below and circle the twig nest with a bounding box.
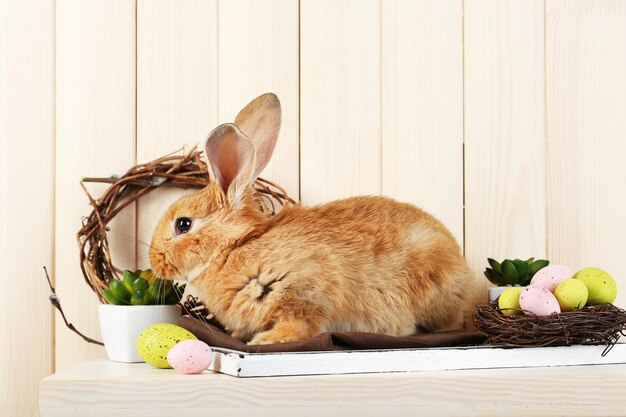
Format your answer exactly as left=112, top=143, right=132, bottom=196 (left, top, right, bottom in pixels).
left=474, top=300, right=626, bottom=354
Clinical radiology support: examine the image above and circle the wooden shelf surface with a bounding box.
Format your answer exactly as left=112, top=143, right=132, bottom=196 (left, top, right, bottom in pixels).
left=39, top=359, right=626, bottom=416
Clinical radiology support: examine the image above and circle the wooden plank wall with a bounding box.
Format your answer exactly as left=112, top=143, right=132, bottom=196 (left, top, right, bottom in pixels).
left=3, top=1, right=625, bottom=415
left=464, top=0, right=547, bottom=304
left=55, top=0, right=137, bottom=370
left=546, top=0, right=626, bottom=308
left=300, top=0, right=381, bottom=203
left=1, top=1, right=54, bottom=416
left=382, top=0, right=464, bottom=244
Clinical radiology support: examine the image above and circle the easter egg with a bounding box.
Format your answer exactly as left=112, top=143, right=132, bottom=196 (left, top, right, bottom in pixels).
left=529, top=265, right=572, bottom=292
left=498, top=287, right=524, bottom=315
left=554, top=279, right=588, bottom=312
left=573, top=267, right=617, bottom=305
left=519, top=286, right=561, bottom=316
left=167, top=340, right=213, bottom=374
left=137, top=323, right=197, bottom=368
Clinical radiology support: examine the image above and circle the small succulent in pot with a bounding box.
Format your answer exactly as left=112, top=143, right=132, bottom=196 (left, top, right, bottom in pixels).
left=485, top=258, right=550, bottom=287
left=103, top=269, right=185, bottom=305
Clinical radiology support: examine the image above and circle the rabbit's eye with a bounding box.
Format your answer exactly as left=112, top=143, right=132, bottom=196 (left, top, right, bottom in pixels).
left=174, top=217, right=193, bottom=235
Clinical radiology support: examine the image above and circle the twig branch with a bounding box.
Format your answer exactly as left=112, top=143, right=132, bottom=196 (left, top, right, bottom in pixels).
left=42, top=266, right=104, bottom=346
left=82, top=177, right=205, bottom=189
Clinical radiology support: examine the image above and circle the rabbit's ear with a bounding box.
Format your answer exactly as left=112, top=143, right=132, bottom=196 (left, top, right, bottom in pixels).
left=234, top=93, right=281, bottom=178
left=205, top=123, right=257, bottom=205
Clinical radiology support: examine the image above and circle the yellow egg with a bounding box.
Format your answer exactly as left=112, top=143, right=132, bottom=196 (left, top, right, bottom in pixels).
left=573, top=267, right=617, bottom=305
left=554, top=279, right=588, bottom=312
left=498, top=287, right=524, bottom=315
left=137, top=323, right=197, bottom=368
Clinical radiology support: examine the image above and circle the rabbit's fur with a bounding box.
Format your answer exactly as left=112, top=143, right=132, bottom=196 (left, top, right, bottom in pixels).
left=150, top=93, right=474, bottom=345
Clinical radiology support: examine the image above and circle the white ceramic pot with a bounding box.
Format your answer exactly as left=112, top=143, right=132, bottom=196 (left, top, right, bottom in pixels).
left=488, top=286, right=527, bottom=302
left=99, top=304, right=182, bottom=363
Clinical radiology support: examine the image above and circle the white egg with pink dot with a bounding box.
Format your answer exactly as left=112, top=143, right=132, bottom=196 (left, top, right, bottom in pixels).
left=530, top=265, right=572, bottom=292
left=166, top=340, right=213, bottom=374
left=519, top=286, right=561, bottom=316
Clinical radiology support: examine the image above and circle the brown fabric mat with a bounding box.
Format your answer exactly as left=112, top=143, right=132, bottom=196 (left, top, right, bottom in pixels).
left=178, top=316, right=487, bottom=353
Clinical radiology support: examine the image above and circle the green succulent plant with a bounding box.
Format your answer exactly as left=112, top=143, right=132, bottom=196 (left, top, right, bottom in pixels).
left=103, top=269, right=185, bottom=305
left=484, top=258, right=549, bottom=286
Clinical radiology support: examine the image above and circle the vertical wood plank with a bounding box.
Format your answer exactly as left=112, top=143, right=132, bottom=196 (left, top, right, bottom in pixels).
left=464, top=0, right=546, bottom=301
left=546, top=0, right=626, bottom=307
left=382, top=0, right=464, bottom=245
left=136, top=0, right=218, bottom=267
left=300, top=0, right=381, bottom=204
left=55, top=0, right=136, bottom=368
left=0, top=0, right=54, bottom=414
left=218, top=0, right=299, bottom=200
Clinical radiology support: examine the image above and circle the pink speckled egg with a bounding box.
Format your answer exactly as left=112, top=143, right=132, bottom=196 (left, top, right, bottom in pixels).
left=530, top=265, right=572, bottom=292
left=519, top=286, right=561, bottom=316
left=166, top=340, right=213, bottom=374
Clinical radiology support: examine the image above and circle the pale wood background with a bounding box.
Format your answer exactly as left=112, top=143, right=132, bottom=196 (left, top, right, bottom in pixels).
left=1, top=1, right=625, bottom=416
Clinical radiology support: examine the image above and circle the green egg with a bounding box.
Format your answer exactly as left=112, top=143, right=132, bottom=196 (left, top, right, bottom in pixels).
left=554, top=279, right=588, bottom=312
left=136, top=323, right=197, bottom=368
left=498, top=287, right=524, bottom=315
left=573, top=267, right=617, bottom=305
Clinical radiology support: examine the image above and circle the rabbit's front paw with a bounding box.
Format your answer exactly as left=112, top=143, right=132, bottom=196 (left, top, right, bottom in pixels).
left=248, top=320, right=318, bottom=345
left=248, top=331, right=290, bottom=345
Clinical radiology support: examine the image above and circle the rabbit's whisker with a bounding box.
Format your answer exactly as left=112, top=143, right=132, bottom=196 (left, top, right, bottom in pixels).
left=107, top=230, right=158, bottom=251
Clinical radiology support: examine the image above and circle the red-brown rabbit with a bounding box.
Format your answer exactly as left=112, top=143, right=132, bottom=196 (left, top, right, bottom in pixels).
left=150, top=93, right=474, bottom=345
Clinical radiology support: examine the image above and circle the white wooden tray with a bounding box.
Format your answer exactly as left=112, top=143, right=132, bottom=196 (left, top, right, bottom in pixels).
left=209, top=343, right=626, bottom=377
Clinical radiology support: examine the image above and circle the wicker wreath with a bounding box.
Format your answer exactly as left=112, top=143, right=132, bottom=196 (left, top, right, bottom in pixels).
left=77, top=146, right=294, bottom=303
left=474, top=299, right=626, bottom=355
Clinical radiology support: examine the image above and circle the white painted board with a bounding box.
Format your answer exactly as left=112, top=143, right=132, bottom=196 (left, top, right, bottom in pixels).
left=209, top=344, right=626, bottom=377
